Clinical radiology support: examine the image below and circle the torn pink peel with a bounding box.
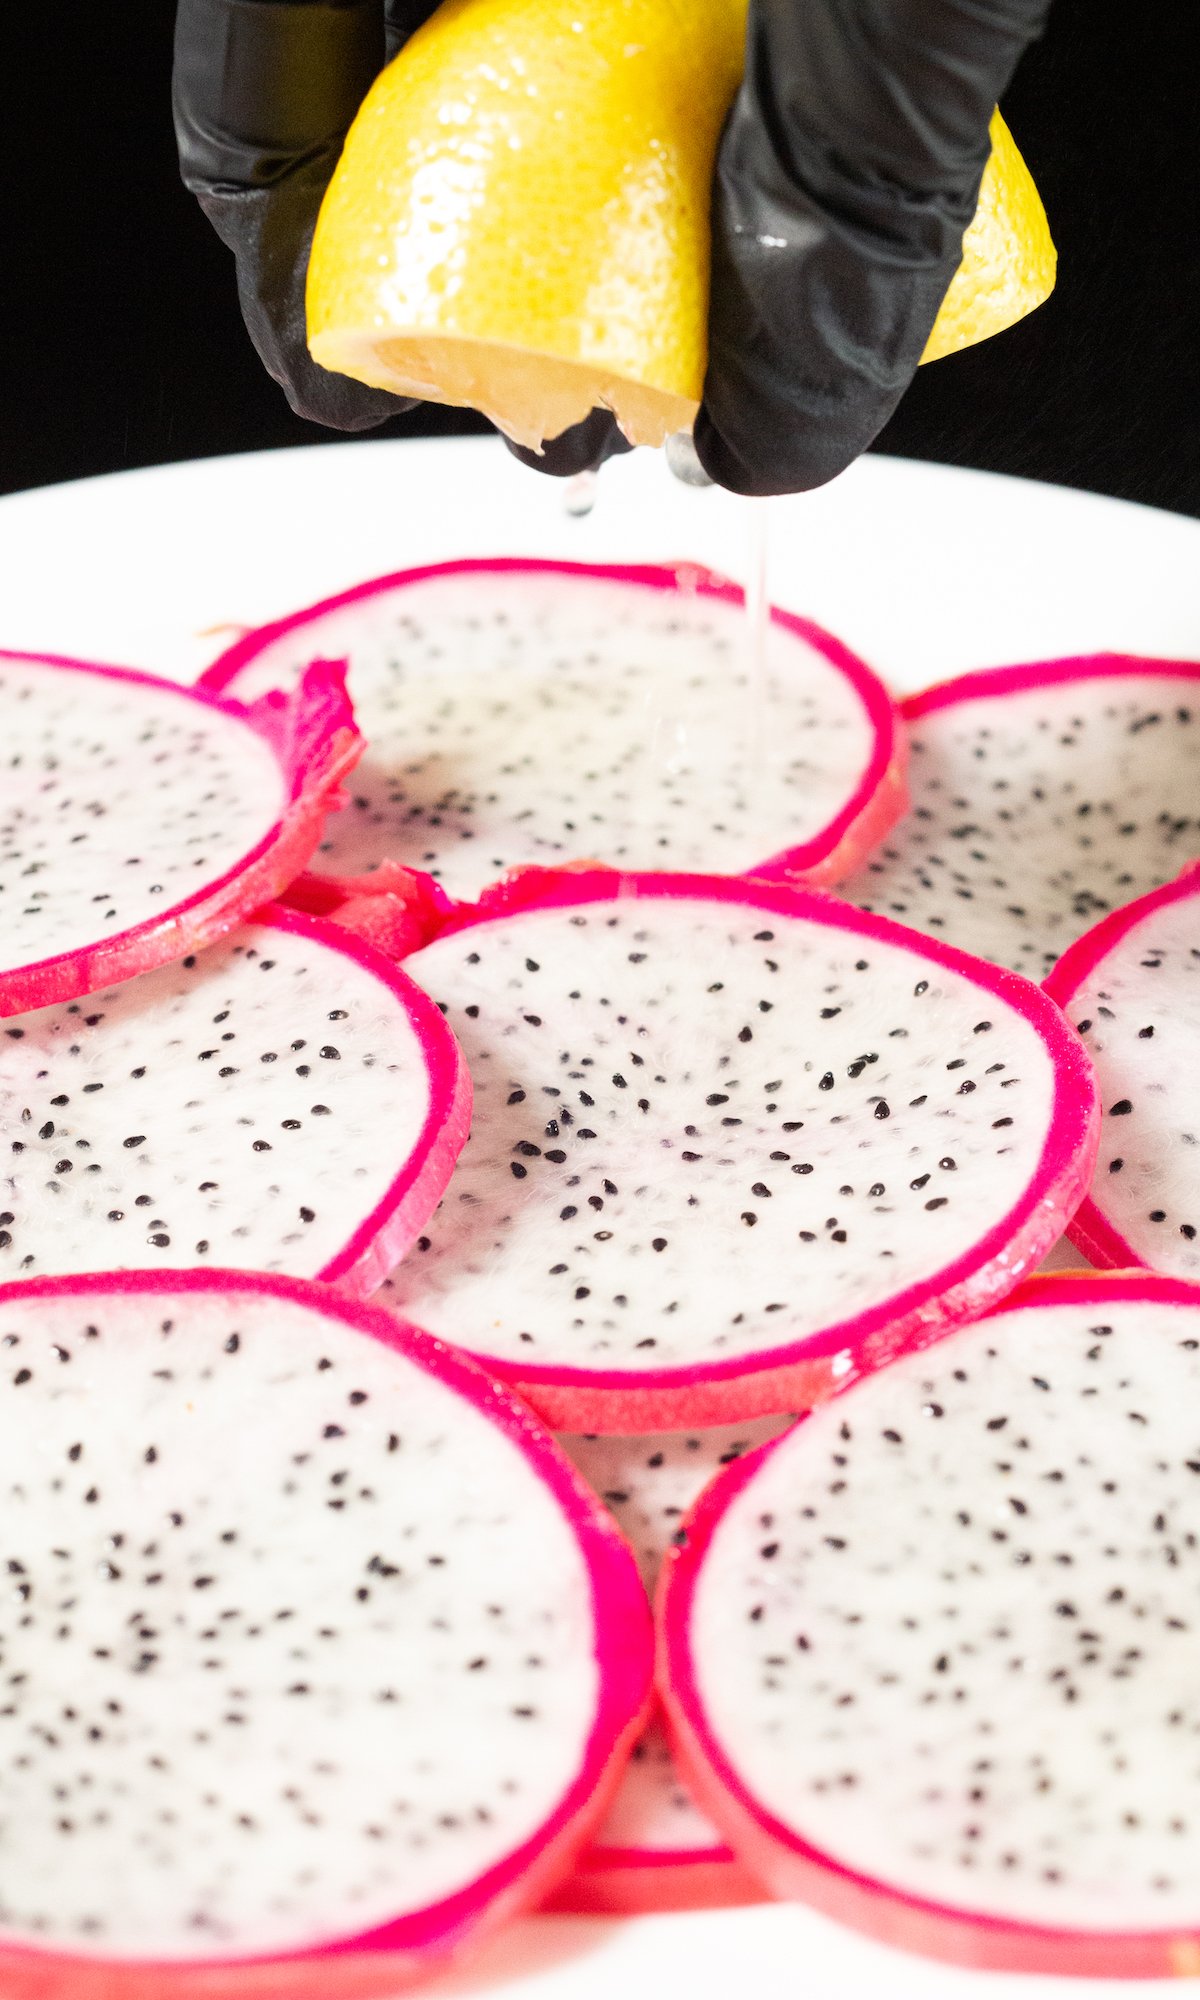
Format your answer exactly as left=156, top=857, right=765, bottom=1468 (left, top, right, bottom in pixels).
left=844, top=653, right=1200, bottom=982
left=660, top=1270, right=1200, bottom=1978
left=0, top=650, right=363, bottom=1016
left=379, top=869, right=1099, bottom=1431
left=201, top=557, right=906, bottom=902
left=550, top=1416, right=791, bottom=1911
left=0, top=905, right=470, bottom=1294
left=0, top=1269, right=652, bottom=1995
left=1044, top=862, right=1200, bottom=1278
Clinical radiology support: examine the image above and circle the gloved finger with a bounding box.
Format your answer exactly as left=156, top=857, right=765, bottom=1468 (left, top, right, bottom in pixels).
left=504, top=408, right=634, bottom=479
left=695, top=0, right=1054, bottom=497
left=174, top=0, right=432, bottom=430
left=385, top=0, right=444, bottom=60
left=192, top=177, right=416, bottom=430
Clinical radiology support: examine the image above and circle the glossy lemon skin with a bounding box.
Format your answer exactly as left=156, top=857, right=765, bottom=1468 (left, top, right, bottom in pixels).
left=922, top=111, right=1057, bottom=364
left=308, top=11, right=1054, bottom=448
left=308, top=0, right=747, bottom=444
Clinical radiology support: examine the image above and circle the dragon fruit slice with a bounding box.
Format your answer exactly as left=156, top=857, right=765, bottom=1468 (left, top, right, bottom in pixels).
left=547, top=1418, right=789, bottom=1912
left=0, top=1269, right=651, bottom=1997
left=660, top=1270, right=1200, bottom=1977
left=1044, top=864, right=1200, bottom=1278
left=0, top=649, right=362, bottom=1016
left=381, top=869, right=1099, bottom=1429
left=845, top=654, right=1200, bottom=980
left=0, top=906, right=468, bottom=1294
left=201, top=558, right=905, bottom=900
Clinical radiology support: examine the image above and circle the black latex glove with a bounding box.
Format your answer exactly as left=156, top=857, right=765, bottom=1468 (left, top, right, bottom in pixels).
left=175, top=0, right=1050, bottom=493
left=172, top=0, right=623, bottom=473
left=694, top=0, right=1054, bottom=495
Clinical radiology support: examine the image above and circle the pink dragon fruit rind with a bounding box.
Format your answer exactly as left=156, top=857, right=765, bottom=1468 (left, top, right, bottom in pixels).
left=199, top=554, right=907, bottom=892
left=543, top=1843, right=769, bottom=1916
left=282, top=861, right=466, bottom=963
left=903, top=650, right=1200, bottom=727
left=1042, top=862, right=1200, bottom=1274
left=412, top=867, right=1100, bottom=1432
left=0, top=1268, right=654, bottom=1993
left=0, top=651, right=363, bottom=1018
left=252, top=905, right=474, bottom=1297
left=658, top=1269, right=1200, bottom=1979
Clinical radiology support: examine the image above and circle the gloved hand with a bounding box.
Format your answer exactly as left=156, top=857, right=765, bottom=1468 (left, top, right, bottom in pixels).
left=174, top=0, right=1051, bottom=494
left=694, top=0, right=1054, bottom=494
left=172, top=0, right=622, bottom=473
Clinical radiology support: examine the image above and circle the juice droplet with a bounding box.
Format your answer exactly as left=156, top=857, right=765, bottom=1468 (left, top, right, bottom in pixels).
left=665, top=429, right=713, bottom=488
left=564, top=470, right=598, bottom=517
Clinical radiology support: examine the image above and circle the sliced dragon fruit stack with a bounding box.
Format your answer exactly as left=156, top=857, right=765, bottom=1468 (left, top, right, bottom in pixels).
left=200, top=558, right=906, bottom=900
left=660, top=1271, right=1200, bottom=1977
left=0, top=649, right=361, bottom=1014
left=845, top=655, right=1200, bottom=979
left=549, top=1418, right=790, bottom=1912
left=0, top=906, right=469, bottom=1295
left=0, top=1270, right=652, bottom=1998
left=382, top=869, right=1099, bottom=1429
left=1045, top=864, right=1200, bottom=1278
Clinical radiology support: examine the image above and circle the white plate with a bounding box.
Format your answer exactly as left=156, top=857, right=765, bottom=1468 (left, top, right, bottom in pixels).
left=0, top=436, right=1195, bottom=1995
left=3, top=436, right=1200, bottom=698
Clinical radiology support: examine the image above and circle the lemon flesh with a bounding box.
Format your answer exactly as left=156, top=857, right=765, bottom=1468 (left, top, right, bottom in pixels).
left=307, top=0, right=1055, bottom=450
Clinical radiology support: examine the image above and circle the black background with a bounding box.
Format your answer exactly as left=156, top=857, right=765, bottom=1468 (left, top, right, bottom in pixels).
left=2, top=0, right=1198, bottom=514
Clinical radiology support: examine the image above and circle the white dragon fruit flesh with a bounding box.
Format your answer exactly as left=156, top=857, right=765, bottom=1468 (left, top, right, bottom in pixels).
left=0, top=650, right=361, bottom=1015
left=1046, top=864, right=1200, bottom=1280
left=382, top=868, right=1099, bottom=1430
left=845, top=656, right=1200, bottom=980
left=201, top=559, right=905, bottom=900
left=0, top=908, right=469, bottom=1295
left=661, top=1269, right=1200, bottom=1976
left=549, top=1418, right=790, bottom=1911
left=0, top=1270, right=651, bottom=1995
